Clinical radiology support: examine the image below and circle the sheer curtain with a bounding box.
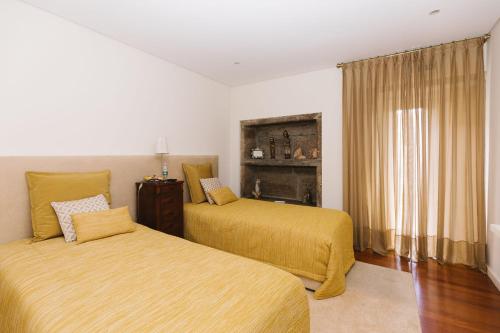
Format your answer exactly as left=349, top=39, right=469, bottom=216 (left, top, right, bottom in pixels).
left=342, top=37, right=486, bottom=271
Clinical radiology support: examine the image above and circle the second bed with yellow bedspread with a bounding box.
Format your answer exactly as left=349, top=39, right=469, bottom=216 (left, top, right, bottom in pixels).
left=184, top=198, right=355, bottom=299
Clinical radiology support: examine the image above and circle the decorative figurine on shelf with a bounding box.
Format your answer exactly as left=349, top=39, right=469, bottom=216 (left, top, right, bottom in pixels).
left=252, top=178, right=262, bottom=199
left=302, top=188, right=313, bottom=205
left=283, top=130, right=291, bottom=159
left=251, top=147, right=264, bottom=159
left=269, top=137, right=276, bottom=159
left=293, top=147, right=306, bottom=160
left=309, top=147, right=319, bottom=159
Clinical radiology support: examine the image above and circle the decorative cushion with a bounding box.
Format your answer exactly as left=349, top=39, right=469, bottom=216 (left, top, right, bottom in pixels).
left=72, top=206, right=136, bottom=244
left=26, top=170, right=111, bottom=241
left=51, top=194, right=110, bottom=242
left=182, top=163, right=213, bottom=204
left=208, top=187, right=239, bottom=206
left=200, top=178, right=223, bottom=204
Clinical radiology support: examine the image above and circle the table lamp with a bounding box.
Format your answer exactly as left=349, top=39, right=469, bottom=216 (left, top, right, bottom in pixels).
left=156, top=136, right=169, bottom=179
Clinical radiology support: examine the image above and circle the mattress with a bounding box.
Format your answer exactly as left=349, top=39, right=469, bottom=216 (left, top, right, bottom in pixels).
left=184, top=198, right=355, bottom=299
left=0, top=225, right=309, bottom=333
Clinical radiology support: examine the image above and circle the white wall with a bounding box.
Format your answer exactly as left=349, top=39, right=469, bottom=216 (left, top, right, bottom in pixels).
left=229, top=69, right=343, bottom=209
left=0, top=0, right=230, bottom=183
left=487, top=19, right=500, bottom=286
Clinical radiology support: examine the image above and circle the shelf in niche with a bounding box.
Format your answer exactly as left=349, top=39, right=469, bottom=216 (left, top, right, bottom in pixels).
left=244, top=196, right=316, bottom=207
left=242, top=158, right=321, bottom=167
left=240, top=112, right=322, bottom=206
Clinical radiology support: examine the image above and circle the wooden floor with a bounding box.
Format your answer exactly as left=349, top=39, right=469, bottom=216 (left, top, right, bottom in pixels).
left=355, top=250, right=500, bottom=333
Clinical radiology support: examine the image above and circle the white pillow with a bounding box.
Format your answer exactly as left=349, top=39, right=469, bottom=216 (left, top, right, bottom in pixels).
left=51, top=194, right=110, bottom=242
left=199, top=178, right=223, bottom=204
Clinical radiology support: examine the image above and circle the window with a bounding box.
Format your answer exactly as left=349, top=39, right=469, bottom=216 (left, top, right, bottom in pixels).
left=394, top=108, right=424, bottom=256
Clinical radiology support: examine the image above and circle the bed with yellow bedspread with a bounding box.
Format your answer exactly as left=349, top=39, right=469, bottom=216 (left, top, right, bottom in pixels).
left=0, top=225, right=309, bottom=333
left=184, top=198, right=355, bottom=300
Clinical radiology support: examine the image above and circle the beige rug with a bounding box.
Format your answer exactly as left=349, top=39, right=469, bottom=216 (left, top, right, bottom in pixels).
left=308, top=262, right=421, bottom=333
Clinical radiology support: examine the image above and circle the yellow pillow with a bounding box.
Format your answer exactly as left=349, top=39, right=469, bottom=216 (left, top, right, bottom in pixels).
left=72, top=206, right=136, bottom=244
left=182, top=163, right=213, bottom=203
left=208, top=187, right=238, bottom=206
left=26, top=170, right=111, bottom=241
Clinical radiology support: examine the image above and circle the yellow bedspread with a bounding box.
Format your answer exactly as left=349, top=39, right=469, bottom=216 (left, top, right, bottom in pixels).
left=184, top=199, right=355, bottom=299
left=0, top=225, right=309, bottom=333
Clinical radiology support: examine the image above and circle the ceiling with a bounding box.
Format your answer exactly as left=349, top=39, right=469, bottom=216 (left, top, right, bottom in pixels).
left=21, top=0, right=500, bottom=86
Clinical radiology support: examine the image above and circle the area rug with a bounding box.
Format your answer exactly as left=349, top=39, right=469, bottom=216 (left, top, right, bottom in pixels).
left=308, top=262, right=421, bottom=333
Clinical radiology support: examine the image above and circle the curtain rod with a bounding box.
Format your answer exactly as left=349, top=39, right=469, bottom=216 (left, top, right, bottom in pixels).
left=336, top=33, right=490, bottom=69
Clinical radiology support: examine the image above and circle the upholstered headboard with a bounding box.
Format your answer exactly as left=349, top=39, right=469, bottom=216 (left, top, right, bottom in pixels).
left=0, top=155, right=218, bottom=243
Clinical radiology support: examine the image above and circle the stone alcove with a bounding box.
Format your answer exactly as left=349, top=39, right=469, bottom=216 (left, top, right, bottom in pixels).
left=240, top=113, right=322, bottom=206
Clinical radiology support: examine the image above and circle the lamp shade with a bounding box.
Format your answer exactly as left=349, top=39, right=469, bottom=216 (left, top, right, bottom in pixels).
left=155, top=136, right=169, bottom=154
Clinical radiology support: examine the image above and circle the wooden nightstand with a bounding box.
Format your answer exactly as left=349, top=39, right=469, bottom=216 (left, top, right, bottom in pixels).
left=135, top=181, right=184, bottom=237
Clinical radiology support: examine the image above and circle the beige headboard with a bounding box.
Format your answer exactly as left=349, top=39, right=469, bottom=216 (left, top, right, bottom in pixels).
left=0, top=155, right=218, bottom=244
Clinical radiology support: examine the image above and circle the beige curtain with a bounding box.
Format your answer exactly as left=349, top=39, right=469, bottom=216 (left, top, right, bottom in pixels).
left=342, top=37, right=486, bottom=271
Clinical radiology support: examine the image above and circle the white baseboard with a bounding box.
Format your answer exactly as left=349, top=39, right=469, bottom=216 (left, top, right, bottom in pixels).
left=487, top=265, right=500, bottom=291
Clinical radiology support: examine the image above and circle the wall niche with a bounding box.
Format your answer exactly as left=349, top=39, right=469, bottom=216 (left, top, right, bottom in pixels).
left=240, top=113, right=322, bottom=206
